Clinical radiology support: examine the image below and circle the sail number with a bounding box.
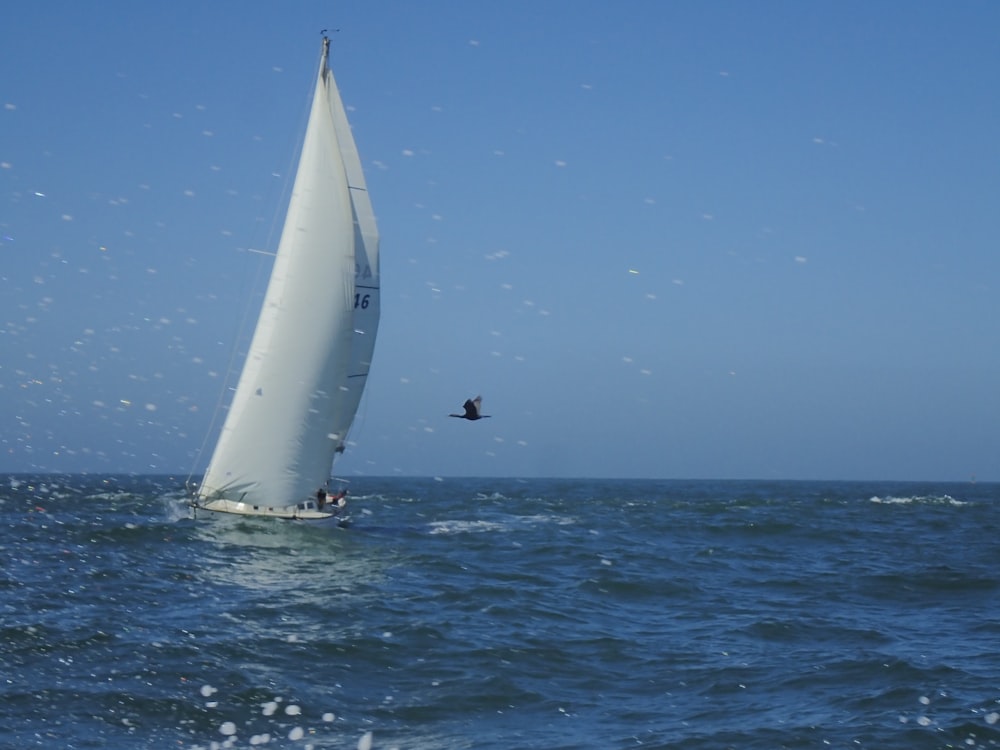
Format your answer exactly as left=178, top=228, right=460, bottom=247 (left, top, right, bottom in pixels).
left=354, top=293, right=371, bottom=310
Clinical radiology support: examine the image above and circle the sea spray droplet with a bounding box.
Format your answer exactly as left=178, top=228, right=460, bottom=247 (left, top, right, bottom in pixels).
left=201, top=684, right=217, bottom=697
left=289, top=726, right=304, bottom=740
left=285, top=704, right=301, bottom=716
left=219, top=721, right=237, bottom=736
left=986, top=712, right=999, bottom=725
left=358, top=731, right=373, bottom=750
left=323, top=712, right=336, bottom=722
left=262, top=701, right=278, bottom=716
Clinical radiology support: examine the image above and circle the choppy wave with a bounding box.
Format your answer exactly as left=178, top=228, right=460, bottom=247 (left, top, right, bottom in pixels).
left=869, top=493, right=967, bottom=505
left=2, top=476, right=999, bottom=749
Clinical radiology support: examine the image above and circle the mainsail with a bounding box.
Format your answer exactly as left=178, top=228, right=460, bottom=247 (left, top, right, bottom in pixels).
left=327, top=42, right=381, bottom=456
left=194, top=37, right=380, bottom=519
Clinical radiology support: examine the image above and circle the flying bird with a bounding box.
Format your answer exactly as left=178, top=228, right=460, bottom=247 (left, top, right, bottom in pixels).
left=450, top=395, right=491, bottom=420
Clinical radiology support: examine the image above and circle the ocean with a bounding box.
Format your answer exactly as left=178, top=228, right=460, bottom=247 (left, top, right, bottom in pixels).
left=2, top=476, right=998, bottom=749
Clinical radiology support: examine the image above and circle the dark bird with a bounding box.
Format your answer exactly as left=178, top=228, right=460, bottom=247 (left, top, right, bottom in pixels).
left=450, top=395, right=491, bottom=420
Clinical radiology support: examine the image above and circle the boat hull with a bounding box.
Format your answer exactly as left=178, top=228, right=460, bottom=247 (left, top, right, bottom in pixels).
left=189, top=497, right=345, bottom=521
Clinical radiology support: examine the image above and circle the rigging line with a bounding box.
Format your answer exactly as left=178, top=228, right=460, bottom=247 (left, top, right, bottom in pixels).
left=184, top=240, right=271, bottom=488
left=184, top=198, right=285, bottom=488
left=184, top=44, right=319, bottom=489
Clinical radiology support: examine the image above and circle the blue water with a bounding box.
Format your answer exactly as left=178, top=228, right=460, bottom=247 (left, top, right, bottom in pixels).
left=2, top=476, right=999, bottom=749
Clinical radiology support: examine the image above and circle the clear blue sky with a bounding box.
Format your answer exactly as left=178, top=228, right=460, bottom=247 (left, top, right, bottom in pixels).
left=2, top=1, right=997, bottom=480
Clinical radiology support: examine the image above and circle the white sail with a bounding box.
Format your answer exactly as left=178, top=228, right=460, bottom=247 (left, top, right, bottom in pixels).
left=194, top=38, right=376, bottom=519
left=328, top=45, right=380, bottom=455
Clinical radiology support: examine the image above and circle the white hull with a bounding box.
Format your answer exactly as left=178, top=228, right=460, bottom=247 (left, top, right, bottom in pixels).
left=190, top=496, right=346, bottom=521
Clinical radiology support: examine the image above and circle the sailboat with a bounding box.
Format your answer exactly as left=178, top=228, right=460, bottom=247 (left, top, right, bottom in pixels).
left=190, top=35, right=379, bottom=521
